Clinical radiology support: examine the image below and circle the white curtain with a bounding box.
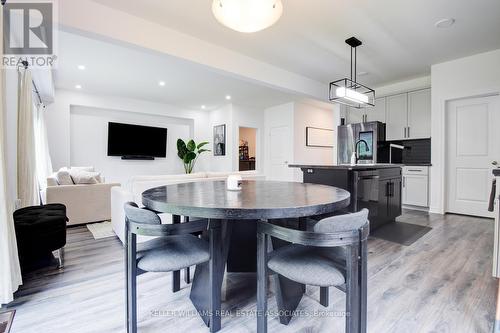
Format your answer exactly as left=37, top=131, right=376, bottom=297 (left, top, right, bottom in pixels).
left=34, top=102, right=53, bottom=190
left=0, top=3, right=23, bottom=305
left=17, top=69, right=39, bottom=207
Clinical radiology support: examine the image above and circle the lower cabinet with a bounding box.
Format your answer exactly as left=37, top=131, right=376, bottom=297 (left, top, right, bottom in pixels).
left=402, top=166, right=429, bottom=207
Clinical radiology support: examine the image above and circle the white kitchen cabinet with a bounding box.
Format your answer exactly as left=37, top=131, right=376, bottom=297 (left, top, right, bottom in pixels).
left=366, top=97, right=386, bottom=123
left=345, top=106, right=364, bottom=124
left=407, top=88, right=431, bottom=139
left=386, top=93, right=408, bottom=140
left=402, top=166, right=429, bottom=207
left=385, top=89, right=431, bottom=141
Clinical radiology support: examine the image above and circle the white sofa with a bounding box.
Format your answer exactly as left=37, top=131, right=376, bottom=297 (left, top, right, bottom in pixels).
left=111, top=171, right=266, bottom=244
left=45, top=182, right=120, bottom=225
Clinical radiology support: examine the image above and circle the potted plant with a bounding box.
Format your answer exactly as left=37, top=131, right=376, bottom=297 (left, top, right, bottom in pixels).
left=177, top=139, right=210, bottom=174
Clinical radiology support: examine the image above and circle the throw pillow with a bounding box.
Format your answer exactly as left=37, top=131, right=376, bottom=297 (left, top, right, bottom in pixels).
left=69, top=169, right=100, bottom=184
left=56, top=170, right=74, bottom=185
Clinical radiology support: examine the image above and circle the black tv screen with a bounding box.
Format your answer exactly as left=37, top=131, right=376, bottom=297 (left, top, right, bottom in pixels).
left=107, top=122, right=167, bottom=158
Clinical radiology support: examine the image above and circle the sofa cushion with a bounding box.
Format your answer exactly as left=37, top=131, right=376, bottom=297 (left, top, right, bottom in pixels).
left=56, top=169, right=74, bottom=185
left=70, top=169, right=101, bottom=184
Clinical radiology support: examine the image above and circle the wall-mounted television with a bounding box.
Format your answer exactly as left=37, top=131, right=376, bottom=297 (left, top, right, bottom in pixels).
left=107, top=122, right=167, bottom=159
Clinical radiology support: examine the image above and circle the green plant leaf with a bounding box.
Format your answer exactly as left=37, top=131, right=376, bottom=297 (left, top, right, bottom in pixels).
left=177, top=139, right=187, bottom=159
left=187, top=139, right=196, bottom=152
left=197, top=141, right=209, bottom=149
left=183, top=151, right=196, bottom=163
left=198, top=149, right=210, bottom=154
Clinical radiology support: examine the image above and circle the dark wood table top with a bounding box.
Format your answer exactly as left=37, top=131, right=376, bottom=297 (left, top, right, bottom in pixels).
left=142, top=180, right=350, bottom=220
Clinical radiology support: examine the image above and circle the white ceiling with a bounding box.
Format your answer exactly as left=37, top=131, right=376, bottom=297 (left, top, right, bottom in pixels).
left=55, top=31, right=301, bottom=110
left=92, top=0, right=500, bottom=86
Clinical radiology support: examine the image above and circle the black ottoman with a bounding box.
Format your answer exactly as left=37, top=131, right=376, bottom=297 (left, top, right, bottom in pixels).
left=13, top=204, right=68, bottom=270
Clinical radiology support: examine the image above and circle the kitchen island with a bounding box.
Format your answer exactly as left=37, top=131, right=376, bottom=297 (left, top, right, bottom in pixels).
left=290, top=164, right=402, bottom=229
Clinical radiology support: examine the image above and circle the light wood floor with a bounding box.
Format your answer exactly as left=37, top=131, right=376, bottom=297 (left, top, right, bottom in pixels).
left=6, top=210, right=497, bottom=333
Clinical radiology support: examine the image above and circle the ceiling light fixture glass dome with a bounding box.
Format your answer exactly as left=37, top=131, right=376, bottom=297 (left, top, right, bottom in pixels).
left=212, top=0, right=283, bottom=33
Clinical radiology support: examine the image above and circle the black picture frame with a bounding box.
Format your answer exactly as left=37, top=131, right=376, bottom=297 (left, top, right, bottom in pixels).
left=213, top=124, right=226, bottom=156
left=305, top=126, right=334, bottom=148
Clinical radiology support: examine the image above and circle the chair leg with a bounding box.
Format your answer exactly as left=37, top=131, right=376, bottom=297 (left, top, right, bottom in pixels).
left=57, top=247, right=64, bottom=268
left=209, top=220, right=222, bottom=333
left=359, top=239, right=368, bottom=333
left=345, top=244, right=360, bottom=333
left=127, top=232, right=137, bottom=333
left=184, top=267, right=191, bottom=284
left=320, top=287, right=329, bottom=307
left=257, top=233, right=268, bottom=333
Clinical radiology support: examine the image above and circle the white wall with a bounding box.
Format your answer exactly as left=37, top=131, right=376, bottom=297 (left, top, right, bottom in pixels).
left=374, top=75, right=431, bottom=97
left=208, top=103, right=265, bottom=173
left=209, top=104, right=233, bottom=172
left=430, top=49, right=500, bottom=214
left=264, top=101, right=339, bottom=181
left=46, top=90, right=212, bottom=184
left=70, top=106, right=191, bottom=184
left=293, top=102, right=336, bottom=181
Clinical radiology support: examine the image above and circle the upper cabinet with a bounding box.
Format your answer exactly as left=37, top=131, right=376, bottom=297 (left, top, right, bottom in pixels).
left=385, top=88, right=431, bottom=141
left=386, top=93, right=408, bottom=141
left=344, top=97, right=386, bottom=124
left=407, top=89, right=431, bottom=139
left=367, top=97, right=386, bottom=123
left=341, top=88, right=431, bottom=141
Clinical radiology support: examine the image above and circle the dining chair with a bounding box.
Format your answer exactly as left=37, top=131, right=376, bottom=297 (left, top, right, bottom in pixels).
left=124, top=202, right=218, bottom=333
left=256, top=209, right=369, bottom=333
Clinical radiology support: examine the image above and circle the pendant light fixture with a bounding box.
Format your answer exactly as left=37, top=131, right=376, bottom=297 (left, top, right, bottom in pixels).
left=212, top=0, right=283, bottom=33
left=329, top=37, right=375, bottom=108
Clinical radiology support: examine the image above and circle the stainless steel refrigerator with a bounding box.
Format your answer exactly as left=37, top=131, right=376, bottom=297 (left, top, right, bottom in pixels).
left=337, top=121, right=386, bottom=164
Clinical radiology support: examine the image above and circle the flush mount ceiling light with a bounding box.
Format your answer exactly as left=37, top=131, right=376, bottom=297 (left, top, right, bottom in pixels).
left=212, top=0, right=283, bottom=33
left=225, top=95, right=231, bottom=100
left=75, top=84, right=82, bottom=89
left=158, top=81, right=166, bottom=87
left=435, top=18, right=455, bottom=28
left=77, top=65, right=86, bottom=70
left=329, top=37, right=375, bottom=109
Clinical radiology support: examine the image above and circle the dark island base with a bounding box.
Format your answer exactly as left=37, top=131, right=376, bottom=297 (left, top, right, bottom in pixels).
left=292, top=165, right=403, bottom=230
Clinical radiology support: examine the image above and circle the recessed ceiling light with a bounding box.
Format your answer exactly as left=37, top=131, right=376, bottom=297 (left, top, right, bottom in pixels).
left=435, top=18, right=455, bottom=28
left=158, top=81, right=166, bottom=86
left=77, top=65, right=86, bottom=70
left=225, top=95, right=231, bottom=100
left=75, top=84, right=82, bottom=89
left=201, top=105, right=206, bottom=110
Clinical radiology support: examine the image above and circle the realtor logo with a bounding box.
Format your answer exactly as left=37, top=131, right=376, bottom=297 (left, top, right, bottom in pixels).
left=2, top=1, right=56, bottom=67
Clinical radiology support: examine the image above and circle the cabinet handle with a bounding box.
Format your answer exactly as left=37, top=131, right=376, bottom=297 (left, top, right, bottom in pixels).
left=407, top=126, right=410, bottom=138
left=407, top=169, right=422, bottom=172
left=404, top=127, right=407, bottom=138
left=403, top=176, right=405, bottom=187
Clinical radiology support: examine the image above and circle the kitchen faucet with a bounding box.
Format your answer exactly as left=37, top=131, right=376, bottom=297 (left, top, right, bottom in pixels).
left=354, top=139, right=370, bottom=164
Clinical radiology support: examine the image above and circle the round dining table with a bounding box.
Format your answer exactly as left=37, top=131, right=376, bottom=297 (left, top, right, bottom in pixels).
left=142, top=179, right=350, bottom=332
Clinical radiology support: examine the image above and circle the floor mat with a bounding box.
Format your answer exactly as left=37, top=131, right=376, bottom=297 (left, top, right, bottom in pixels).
left=87, top=221, right=116, bottom=240
left=371, top=221, right=432, bottom=246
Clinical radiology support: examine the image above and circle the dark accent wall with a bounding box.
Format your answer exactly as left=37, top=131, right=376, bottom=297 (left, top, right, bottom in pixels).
left=378, top=138, right=431, bottom=165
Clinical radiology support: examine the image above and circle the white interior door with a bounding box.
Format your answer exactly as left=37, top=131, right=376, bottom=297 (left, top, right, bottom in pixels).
left=269, top=126, right=293, bottom=181
left=446, top=95, right=500, bottom=218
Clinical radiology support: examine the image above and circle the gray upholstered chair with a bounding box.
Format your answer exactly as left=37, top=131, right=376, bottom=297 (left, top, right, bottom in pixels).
left=124, top=202, right=217, bottom=333
left=256, top=209, right=369, bottom=333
